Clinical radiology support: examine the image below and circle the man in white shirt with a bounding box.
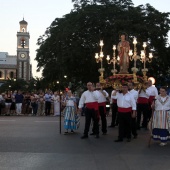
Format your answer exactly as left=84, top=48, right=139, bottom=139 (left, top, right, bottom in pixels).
left=147, top=79, right=158, bottom=121
left=112, top=83, right=136, bottom=142
left=128, top=82, right=138, bottom=138
left=95, top=83, right=109, bottom=135
left=78, top=82, right=100, bottom=139
left=109, top=89, right=118, bottom=127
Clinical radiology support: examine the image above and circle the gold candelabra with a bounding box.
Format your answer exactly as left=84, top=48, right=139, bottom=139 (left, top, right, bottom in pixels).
left=140, top=42, right=153, bottom=81
left=128, top=37, right=140, bottom=83
left=95, top=36, right=154, bottom=86
left=106, top=45, right=120, bottom=75
left=95, top=40, right=105, bottom=83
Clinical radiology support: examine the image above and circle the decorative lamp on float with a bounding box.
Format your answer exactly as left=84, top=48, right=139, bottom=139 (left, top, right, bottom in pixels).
left=140, top=42, right=153, bottom=81
left=106, top=45, right=120, bottom=76
left=95, top=40, right=105, bottom=83
left=128, top=37, right=140, bottom=83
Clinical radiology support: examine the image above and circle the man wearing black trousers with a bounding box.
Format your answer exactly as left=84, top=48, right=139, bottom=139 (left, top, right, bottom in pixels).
left=112, top=83, right=136, bottom=142
left=78, top=82, right=100, bottom=139
left=109, top=89, right=118, bottom=127
left=95, top=83, right=109, bottom=135
left=128, top=82, right=138, bottom=138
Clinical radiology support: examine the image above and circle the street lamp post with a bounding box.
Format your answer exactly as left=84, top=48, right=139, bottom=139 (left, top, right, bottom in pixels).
left=56, top=80, right=62, bottom=134
left=57, top=75, right=67, bottom=134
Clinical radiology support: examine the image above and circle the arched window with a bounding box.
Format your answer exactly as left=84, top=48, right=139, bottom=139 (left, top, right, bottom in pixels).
left=22, top=28, right=25, bottom=32
left=21, top=38, right=25, bottom=48
left=0, top=71, right=2, bottom=78
left=10, top=72, right=14, bottom=79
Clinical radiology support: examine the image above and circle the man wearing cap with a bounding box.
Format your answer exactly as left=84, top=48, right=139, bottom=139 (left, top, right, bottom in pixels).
left=112, top=83, right=136, bottom=142
left=78, top=82, right=100, bottom=139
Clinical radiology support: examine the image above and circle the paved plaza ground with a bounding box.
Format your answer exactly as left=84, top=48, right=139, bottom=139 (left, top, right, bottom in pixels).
left=0, top=115, right=169, bottom=170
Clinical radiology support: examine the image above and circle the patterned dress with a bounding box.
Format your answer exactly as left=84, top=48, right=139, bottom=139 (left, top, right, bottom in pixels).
left=152, top=95, right=170, bottom=142
left=64, top=96, right=79, bottom=130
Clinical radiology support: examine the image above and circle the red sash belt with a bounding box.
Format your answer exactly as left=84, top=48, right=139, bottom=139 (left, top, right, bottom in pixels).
left=86, top=102, right=98, bottom=111
left=112, top=99, right=117, bottom=103
left=118, top=107, right=132, bottom=113
left=98, top=102, right=106, bottom=113
left=148, top=96, right=155, bottom=104
left=137, top=97, right=148, bottom=104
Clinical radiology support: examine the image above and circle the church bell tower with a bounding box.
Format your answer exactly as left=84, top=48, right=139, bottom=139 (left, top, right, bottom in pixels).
left=16, top=18, right=31, bottom=81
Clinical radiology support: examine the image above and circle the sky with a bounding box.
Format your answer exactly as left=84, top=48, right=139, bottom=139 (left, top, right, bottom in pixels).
left=0, top=0, right=169, bottom=78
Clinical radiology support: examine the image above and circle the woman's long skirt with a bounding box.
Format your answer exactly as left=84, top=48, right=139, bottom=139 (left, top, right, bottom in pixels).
left=64, top=106, right=79, bottom=130
left=152, top=110, right=170, bottom=142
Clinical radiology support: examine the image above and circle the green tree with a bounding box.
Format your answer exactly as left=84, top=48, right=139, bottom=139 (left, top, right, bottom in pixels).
left=35, top=0, right=170, bottom=87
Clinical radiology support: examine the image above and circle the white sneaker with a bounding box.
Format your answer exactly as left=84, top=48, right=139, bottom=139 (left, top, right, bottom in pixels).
left=160, top=142, right=167, bottom=146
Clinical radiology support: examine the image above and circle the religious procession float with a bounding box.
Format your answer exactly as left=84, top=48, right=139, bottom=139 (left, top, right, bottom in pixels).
left=94, top=33, right=154, bottom=89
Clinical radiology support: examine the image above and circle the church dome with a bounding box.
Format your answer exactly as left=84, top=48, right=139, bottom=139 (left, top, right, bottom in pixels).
left=19, top=18, right=28, bottom=25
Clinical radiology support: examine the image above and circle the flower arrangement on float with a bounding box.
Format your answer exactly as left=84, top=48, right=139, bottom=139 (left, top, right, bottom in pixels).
left=105, top=75, right=144, bottom=89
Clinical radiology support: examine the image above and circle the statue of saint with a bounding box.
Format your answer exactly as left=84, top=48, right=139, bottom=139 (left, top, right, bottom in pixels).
left=117, top=33, right=130, bottom=74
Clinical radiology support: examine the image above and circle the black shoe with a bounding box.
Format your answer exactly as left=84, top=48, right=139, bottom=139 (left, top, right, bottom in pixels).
left=64, top=132, right=68, bottom=135
left=127, top=138, right=131, bottom=142
left=95, top=135, right=99, bottom=138
left=102, top=132, right=107, bottom=135
left=114, top=139, right=123, bottom=142
left=71, top=130, right=74, bottom=133
left=90, top=133, right=96, bottom=135
left=81, top=135, right=88, bottom=139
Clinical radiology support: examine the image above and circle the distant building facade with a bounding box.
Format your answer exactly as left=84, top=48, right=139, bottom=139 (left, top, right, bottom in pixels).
left=0, top=18, right=32, bottom=83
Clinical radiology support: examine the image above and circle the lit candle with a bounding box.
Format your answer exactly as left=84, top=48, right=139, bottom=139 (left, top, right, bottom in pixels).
left=129, top=50, right=133, bottom=56
left=100, top=40, right=104, bottom=46
left=149, top=53, right=153, bottom=58
left=106, top=55, right=110, bottom=60
left=133, top=37, right=137, bottom=45
left=113, top=45, right=116, bottom=50
left=100, top=52, right=104, bottom=58
left=140, top=50, right=145, bottom=58
left=143, top=42, right=147, bottom=48
left=95, top=53, right=99, bottom=59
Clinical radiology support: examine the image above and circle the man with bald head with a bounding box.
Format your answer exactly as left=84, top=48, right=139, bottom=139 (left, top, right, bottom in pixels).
left=78, top=82, right=100, bottom=139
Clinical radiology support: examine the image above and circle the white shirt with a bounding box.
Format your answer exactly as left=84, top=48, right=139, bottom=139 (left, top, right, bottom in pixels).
left=65, top=96, right=75, bottom=107
left=138, top=88, right=151, bottom=99
left=96, top=90, right=109, bottom=103
left=155, top=95, right=170, bottom=111
left=78, top=90, right=99, bottom=109
left=111, top=90, right=118, bottom=104
left=112, top=92, right=136, bottom=110
left=129, top=89, right=138, bottom=102
left=148, top=85, right=158, bottom=97
left=52, top=95, right=60, bottom=103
